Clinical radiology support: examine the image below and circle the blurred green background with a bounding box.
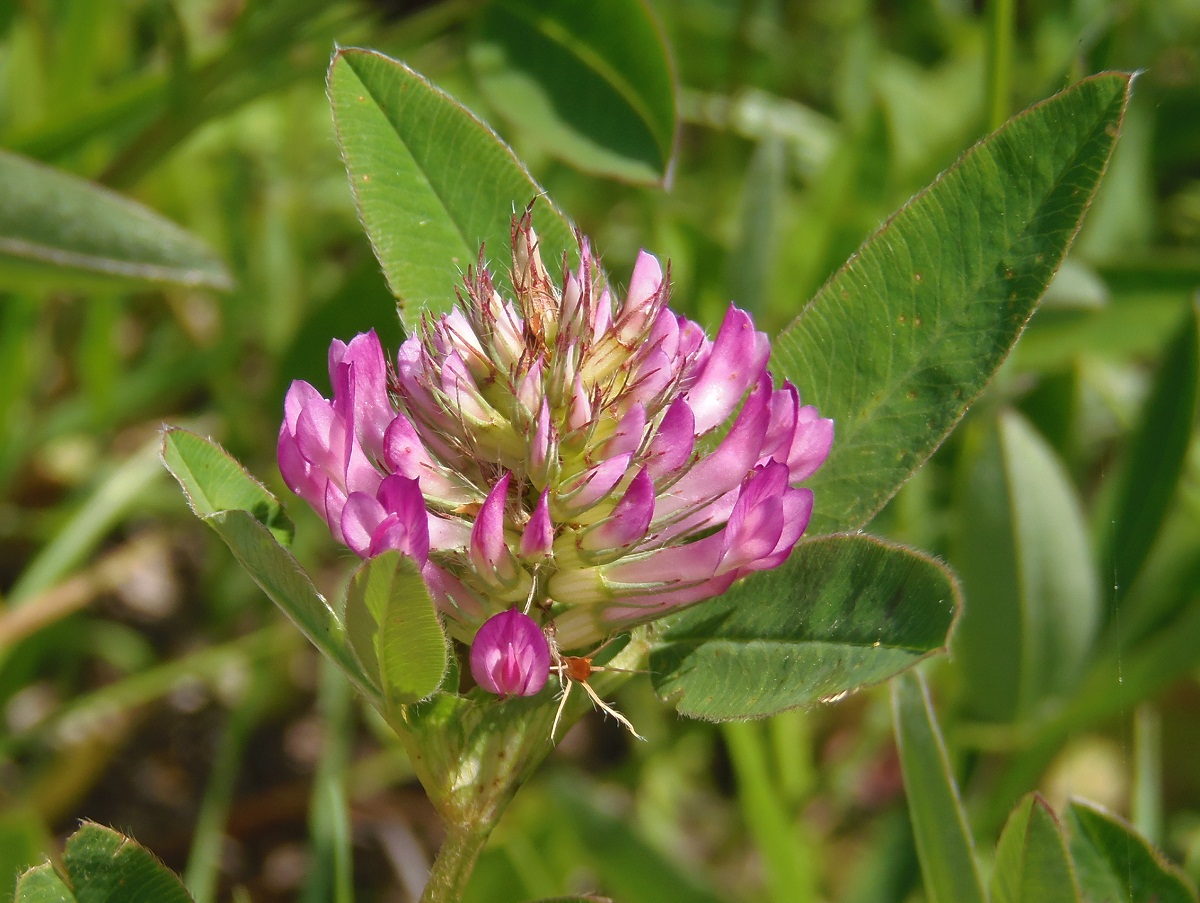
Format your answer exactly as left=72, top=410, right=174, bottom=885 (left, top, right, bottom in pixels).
left=1, top=0, right=1199, bottom=900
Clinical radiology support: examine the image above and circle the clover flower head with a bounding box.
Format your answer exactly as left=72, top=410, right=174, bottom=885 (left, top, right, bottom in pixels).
left=278, top=211, right=833, bottom=666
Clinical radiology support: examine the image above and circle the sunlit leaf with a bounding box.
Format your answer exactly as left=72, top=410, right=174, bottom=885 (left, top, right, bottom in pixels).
left=0, top=149, right=232, bottom=292
left=952, top=410, right=1100, bottom=722
left=992, top=795, right=1081, bottom=903
left=772, top=73, right=1133, bottom=533
left=161, top=429, right=379, bottom=705
left=328, top=47, right=577, bottom=326
left=344, top=550, right=448, bottom=709
left=160, top=427, right=293, bottom=546
left=892, top=672, right=987, bottom=903
left=1067, top=801, right=1198, bottom=903
left=470, top=0, right=677, bottom=184
left=200, top=510, right=380, bottom=706
left=651, top=534, right=959, bottom=721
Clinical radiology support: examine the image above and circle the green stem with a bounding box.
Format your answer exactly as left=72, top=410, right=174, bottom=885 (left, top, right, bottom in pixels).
left=724, top=720, right=816, bottom=903
left=986, top=0, right=1015, bottom=130
left=402, top=631, right=652, bottom=901
left=420, top=820, right=495, bottom=903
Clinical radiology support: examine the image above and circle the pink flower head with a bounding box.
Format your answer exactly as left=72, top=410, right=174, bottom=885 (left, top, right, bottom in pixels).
left=470, top=609, right=551, bottom=696
left=278, top=211, right=833, bottom=651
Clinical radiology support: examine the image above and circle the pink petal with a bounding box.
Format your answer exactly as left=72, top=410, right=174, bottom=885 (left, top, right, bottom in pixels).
left=557, top=453, right=634, bottom=515
left=376, top=475, right=430, bottom=563
left=470, top=609, right=551, bottom=697
left=615, top=250, right=664, bottom=344
left=643, top=396, right=695, bottom=480
left=333, top=331, right=393, bottom=459
left=715, top=464, right=789, bottom=573
left=341, top=491, right=386, bottom=557
left=581, top=468, right=655, bottom=553
left=788, top=406, right=835, bottom=481
left=521, top=489, right=554, bottom=560
left=605, top=403, right=647, bottom=458
left=654, top=375, right=772, bottom=522
left=684, top=305, right=770, bottom=435
left=567, top=374, right=593, bottom=432
left=470, top=473, right=517, bottom=584
left=424, top=563, right=487, bottom=622
left=529, top=400, right=553, bottom=480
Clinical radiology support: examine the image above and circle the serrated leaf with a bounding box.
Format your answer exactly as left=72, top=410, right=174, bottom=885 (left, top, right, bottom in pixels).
left=14, top=865, right=75, bottom=903
left=344, top=550, right=448, bottom=709
left=201, top=509, right=380, bottom=706
left=328, top=47, right=577, bottom=326
left=650, top=534, right=960, bottom=721
left=992, top=795, right=1082, bottom=903
left=60, top=822, right=194, bottom=903
left=952, top=409, right=1101, bottom=722
left=892, top=672, right=987, bottom=903
left=470, top=0, right=677, bottom=184
left=0, top=149, right=232, bottom=292
left=160, top=427, right=293, bottom=547
left=772, top=73, right=1133, bottom=533
left=1067, top=800, right=1198, bottom=903
left=1103, top=297, right=1200, bottom=610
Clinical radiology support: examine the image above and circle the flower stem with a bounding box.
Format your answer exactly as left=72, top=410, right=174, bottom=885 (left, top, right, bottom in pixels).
left=420, top=819, right=493, bottom=903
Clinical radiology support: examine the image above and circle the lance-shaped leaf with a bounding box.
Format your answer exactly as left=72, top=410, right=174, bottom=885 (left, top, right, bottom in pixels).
left=0, top=149, right=232, bottom=292
left=992, top=795, right=1082, bottom=903
left=160, top=427, right=293, bottom=546
left=161, top=428, right=380, bottom=706
left=651, top=534, right=960, bottom=721
left=1067, top=800, right=1198, bottom=903
left=344, top=550, right=448, bottom=710
left=772, top=73, right=1133, bottom=534
left=892, top=672, right=987, bottom=903
left=951, top=410, right=1100, bottom=722
left=470, top=0, right=678, bottom=184
left=328, top=48, right=577, bottom=326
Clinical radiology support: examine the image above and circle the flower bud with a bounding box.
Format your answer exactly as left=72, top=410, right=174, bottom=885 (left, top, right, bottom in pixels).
left=470, top=609, right=551, bottom=697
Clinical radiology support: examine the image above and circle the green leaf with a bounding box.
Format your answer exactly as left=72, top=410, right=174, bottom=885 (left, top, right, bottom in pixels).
left=951, top=409, right=1101, bottom=722
left=13, top=865, right=75, bottom=903
left=328, top=47, right=578, bottom=326
left=992, top=795, right=1082, bottom=903
left=344, top=550, right=448, bottom=709
left=772, top=73, right=1133, bottom=533
left=1102, top=297, right=1200, bottom=609
left=650, top=534, right=960, bottom=721
left=1067, top=800, right=1198, bottom=903
left=470, top=0, right=677, bottom=184
left=59, top=822, right=194, bottom=903
left=160, top=429, right=379, bottom=706
left=891, top=672, right=987, bottom=903
left=0, top=149, right=232, bottom=292
left=160, top=427, right=293, bottom=547
left=201, top=510, right=380, bottom=707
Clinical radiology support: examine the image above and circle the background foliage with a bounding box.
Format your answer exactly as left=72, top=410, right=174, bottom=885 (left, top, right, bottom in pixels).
left=1, top=1, right=1199, bottom=901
